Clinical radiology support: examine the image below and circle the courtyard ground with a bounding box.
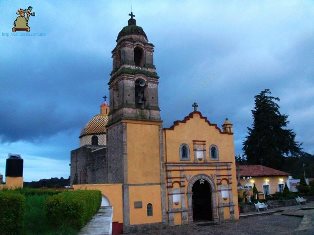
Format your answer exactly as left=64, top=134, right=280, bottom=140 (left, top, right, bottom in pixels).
left=125, top=202, right=314, bottom=235
left=79, top=202, right=314, bottom=235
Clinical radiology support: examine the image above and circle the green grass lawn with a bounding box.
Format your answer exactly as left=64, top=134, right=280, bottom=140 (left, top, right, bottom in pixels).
left=23, top=192, right=79, bottom=235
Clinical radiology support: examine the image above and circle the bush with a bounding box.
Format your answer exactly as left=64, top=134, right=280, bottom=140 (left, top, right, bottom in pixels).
left=45, top=190, right=101, bottom=229
left=252, top=183, right=259, bottom=201
left=309, top=180, right=314, bottom=195
left=0, top=191, right=25, bottom=235
left=297, top=176, right=310, bottom=195
left=16, top=187, right=63, bottom=196
left=283, top=183, right=290, bottom=196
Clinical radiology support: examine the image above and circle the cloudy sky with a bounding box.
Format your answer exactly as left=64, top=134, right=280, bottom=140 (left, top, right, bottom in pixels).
left=0, top=0, right=313, bottom=181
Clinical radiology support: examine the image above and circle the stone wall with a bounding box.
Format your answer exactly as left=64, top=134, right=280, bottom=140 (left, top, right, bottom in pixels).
left=107, top=123, right=125, bottom=183
left=70, top=146, right=107, bottom=185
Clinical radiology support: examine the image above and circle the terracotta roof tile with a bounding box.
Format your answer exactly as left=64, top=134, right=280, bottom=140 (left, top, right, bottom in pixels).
left=79, top=114, right=108, bottom=138
left=237, top=165, right=289, bottom=177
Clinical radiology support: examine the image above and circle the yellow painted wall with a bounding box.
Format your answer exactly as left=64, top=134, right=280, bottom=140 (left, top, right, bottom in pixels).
left=129, top=185, right=162, bottom=225
left=168, top=168, right=239, bottom=222
left=240, top=176, right=289, bottom=195
left=164, top=112, right=239, bottom=223
left=5, top=177, right=23, bottom=189
left=126, top=121, right=161, bottom=184
left=164, top=113, right=234, bottom=163
left=73, top=184, right=123, bottom=223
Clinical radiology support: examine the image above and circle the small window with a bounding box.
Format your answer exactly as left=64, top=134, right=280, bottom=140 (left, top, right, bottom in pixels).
left=91, top=135, right=98, bottom=145
left=147, top=203, right=153, bottom=216
left=179, top=144, right=190, bottom=160
left=263, top=185, right=270, bottom=196
left=210, top=145, right=219, bottom=159
left=278, top=183, right=284, bottom=193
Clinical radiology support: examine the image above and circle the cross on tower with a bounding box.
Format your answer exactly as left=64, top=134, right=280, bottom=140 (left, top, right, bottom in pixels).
left=103, top=95, right=107, bottom=102
left=192, top=102, right=198, bottom=111
left=129, top=11, right=135, bottom=19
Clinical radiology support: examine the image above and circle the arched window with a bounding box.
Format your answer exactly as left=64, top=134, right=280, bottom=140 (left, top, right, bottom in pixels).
left=210, top=145, right=218, bottom=160
left=134, top=47, right=144, bottom=66
left=179, top=144, right=190, bottom=160
left=147, top=203, right=153, bottom=216
left=91, top=135, right=98, bottom=145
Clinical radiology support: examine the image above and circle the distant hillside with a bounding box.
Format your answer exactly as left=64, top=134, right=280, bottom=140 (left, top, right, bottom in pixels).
left=24, top=177, right=70, bottom=188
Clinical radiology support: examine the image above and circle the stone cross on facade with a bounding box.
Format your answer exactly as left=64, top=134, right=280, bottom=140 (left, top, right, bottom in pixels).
left=192, top=102, right=198, bottom=111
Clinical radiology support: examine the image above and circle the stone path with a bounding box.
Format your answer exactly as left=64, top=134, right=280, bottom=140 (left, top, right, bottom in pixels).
left=125, top=202, right=314, bottom=235
left=79, top=202, right=314, bottom=235
left=79, top=206, right=112, bottom=235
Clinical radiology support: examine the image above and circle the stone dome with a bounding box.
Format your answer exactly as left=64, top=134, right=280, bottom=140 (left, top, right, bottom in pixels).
left=79, top=103, right=109, bottom=138
left=117, top=25, right=147, bottom=41
left=116, top=12, right=147, bottom=41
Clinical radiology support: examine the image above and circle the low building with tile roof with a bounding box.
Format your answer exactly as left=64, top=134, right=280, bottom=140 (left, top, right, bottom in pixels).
left=237, top=165, right=289, bottom=196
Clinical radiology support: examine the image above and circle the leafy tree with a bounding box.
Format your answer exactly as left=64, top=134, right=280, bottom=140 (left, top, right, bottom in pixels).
left=297, top=175, right=310, bottom=194
left=282, top=152, right=314, bottom=178
left=243, top=89, right=302, bottom=169
left=235, top=154, right=247, bottom=165
left=299, top=175, right=307, bottom=186
left=309, top=180, right=314, bottom=195
left=283, top=183, right=290, bottom=197
left=24, top=177, right=70, bottom=188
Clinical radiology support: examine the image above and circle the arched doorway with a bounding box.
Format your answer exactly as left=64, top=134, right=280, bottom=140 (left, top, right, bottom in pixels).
left=192, top=179, right=212, bottom=221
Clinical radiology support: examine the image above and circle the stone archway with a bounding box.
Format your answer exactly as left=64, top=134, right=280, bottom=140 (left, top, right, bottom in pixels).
left=101, top=195, right=111, bottom=207
left=187, top=174, right=218, bottom=223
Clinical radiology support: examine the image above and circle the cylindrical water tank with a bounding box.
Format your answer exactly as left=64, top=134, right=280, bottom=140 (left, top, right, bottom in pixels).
left=5, top=154, right=23, bottom=177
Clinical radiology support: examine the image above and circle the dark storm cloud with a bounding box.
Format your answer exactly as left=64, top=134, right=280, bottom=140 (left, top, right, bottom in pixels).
left=1, top=0, right=314, bottom=180
left=0, top=48, right=109, bottom=142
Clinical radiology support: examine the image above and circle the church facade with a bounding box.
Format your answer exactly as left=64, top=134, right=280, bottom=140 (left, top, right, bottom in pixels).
left=70, top=13, right=239, bottom=231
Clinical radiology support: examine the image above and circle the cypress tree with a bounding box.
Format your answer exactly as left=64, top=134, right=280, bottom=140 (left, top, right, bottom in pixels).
left=243, top=89, right=302, bottom=169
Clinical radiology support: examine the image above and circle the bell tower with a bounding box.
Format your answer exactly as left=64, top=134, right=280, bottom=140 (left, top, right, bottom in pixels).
left=106, top=13, right=165, bottom=229
left=107, top=12, right=160, bottom=125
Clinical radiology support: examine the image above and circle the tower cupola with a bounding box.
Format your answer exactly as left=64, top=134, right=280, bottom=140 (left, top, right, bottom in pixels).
left=222, top=118, right=233, bottom=134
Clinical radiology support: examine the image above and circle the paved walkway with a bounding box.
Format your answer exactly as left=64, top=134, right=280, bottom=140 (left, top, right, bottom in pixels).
left=79, top=202, right=314, bottom=235
left=126, top=202, right=314, bottom=235
left=78, top=206, right=112, bottom=235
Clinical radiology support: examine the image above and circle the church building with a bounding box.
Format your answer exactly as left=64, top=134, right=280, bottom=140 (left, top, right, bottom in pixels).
left=70, top=12, right=239, bottom=232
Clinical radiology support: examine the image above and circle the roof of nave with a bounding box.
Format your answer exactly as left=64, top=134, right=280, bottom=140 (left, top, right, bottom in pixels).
left=164, top=111, right=230, bottom=135
left=237, top=165, right=289, bottom=177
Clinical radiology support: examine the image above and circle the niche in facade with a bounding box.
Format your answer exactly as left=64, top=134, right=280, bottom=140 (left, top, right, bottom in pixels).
left=135, top=78, right=146, bottom=108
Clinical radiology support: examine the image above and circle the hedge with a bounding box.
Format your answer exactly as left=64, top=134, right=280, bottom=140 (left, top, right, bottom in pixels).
left=45, top=190, right=101, bottom=229
left=16, top=188, right=63, bottom=196
left=0, top=191, right=25, bottom=235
